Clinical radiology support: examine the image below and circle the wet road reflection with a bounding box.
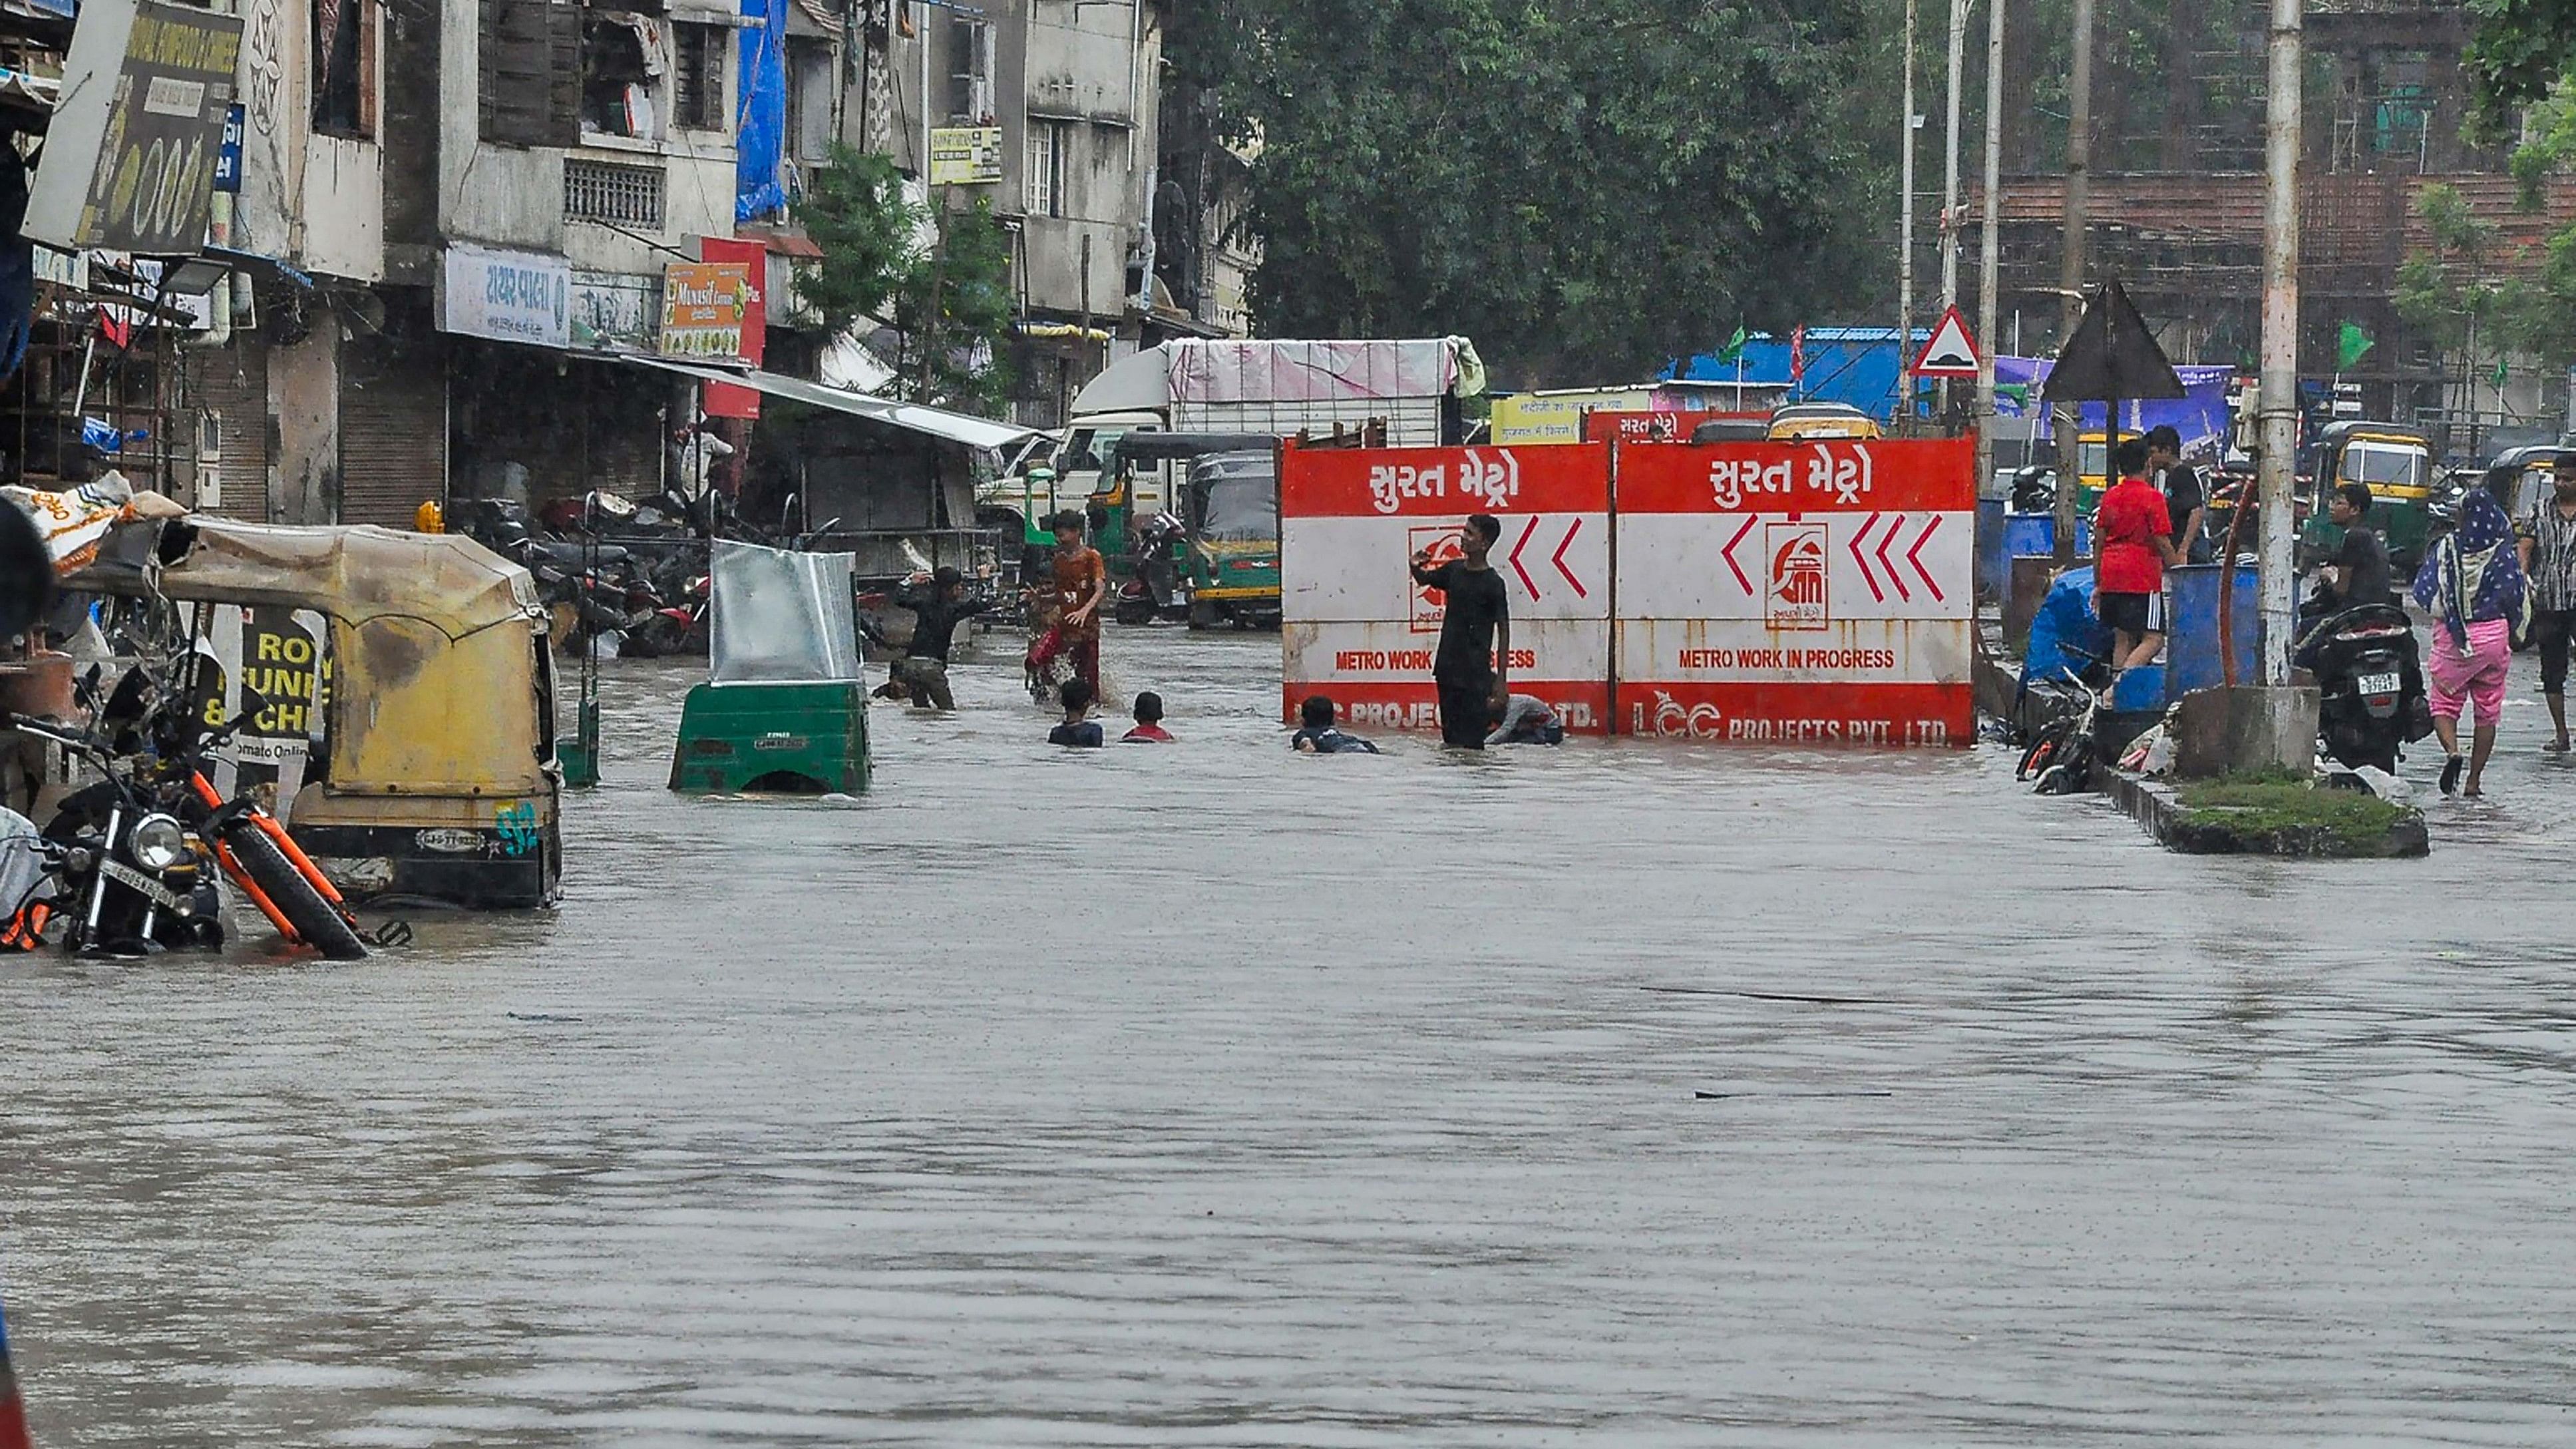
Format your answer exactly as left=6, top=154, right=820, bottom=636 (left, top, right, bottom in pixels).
left=7, top=624, right=2576, bottom=1446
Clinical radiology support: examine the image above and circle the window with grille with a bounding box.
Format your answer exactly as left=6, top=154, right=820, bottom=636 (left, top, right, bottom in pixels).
left=1025, top=122, right=1063, bottom=218
left=564, top=158, right=665, bottom=226
left=673, top=23, right=724, bottom=131
left=947, top=16, right=992, bottom=122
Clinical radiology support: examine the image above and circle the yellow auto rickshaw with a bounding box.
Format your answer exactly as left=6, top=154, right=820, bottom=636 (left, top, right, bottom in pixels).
left=1767, top=402, right=1884, bottom=441
left=80, top=518, right=563, bottom=908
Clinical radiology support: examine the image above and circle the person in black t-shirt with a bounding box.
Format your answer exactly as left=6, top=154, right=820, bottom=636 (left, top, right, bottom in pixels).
left=2146, top=425, right=2209, bottom=564
left=1408, top=513, right=1512, bottom=749
left=890, top=565, right=992, bottom=710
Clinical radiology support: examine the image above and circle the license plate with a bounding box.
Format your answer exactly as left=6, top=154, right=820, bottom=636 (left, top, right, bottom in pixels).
left=2357, top=672, right=2400, bottom=695
left=101, top=859, right=186, bottom=911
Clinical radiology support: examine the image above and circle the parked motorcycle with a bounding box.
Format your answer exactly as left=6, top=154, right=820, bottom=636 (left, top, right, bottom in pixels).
left=9, top=712, right=226, bottom=955
left=2293, top=601, right=2429, bottom=774
left=1113, top=511, right=1191, bottom=625
left=5, top=684, right=369, bottom=958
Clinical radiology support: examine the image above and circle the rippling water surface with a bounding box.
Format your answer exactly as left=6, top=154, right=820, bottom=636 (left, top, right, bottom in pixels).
left=7, top=626, right=2575, bottom=1446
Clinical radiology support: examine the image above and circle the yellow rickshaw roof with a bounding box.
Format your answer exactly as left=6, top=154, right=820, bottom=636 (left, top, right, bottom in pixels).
left=145, top=520, right=539, bottom=640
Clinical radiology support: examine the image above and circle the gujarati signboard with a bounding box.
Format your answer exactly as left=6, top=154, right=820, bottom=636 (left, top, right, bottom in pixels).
left=658, top=262, right=750, bottom=359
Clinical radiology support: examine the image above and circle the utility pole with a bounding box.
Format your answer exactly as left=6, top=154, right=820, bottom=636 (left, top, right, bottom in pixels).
left=1974, top=0, right=2004, bottom=501
left=1942, top=0, right=1967, bottom=311
left=2052, top=0, right=2093, bottom=564
left=2257, top=0, right=2300, bottom=683
left=1899, top=0, right=1918, bottom=433
left=1940, top=0, right=1969, bottom=423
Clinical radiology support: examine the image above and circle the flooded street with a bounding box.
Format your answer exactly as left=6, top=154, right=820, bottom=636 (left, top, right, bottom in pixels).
left=8, top=624, right=2576, bottom=1446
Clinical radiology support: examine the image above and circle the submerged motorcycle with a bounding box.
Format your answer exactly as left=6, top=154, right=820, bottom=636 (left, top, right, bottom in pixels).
left=4, top=677, right=369, bottom=958
left=10, top=712, right=227, bottom=955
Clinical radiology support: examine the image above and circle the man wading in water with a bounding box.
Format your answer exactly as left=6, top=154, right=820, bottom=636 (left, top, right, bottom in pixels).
left=1410, top=513, right=1511, bottom=749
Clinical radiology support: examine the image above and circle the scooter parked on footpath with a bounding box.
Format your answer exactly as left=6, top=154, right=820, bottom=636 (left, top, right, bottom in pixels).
left=2293, top=600, right=2430, bottom=775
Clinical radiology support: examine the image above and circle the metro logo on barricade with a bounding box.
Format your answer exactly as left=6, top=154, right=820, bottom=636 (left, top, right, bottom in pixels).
left=1407, top=525, right=1463, bottom=632
left=1765, top=523, right=1828, bottom=630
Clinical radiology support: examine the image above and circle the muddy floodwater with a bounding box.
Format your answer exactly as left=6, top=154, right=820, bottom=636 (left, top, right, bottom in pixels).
left=7, top=626, right=2575, bottom=1446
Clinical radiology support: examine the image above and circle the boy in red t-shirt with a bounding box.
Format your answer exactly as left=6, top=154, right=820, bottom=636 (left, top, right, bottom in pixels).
left=2094, top=437, right=2187, bottom=670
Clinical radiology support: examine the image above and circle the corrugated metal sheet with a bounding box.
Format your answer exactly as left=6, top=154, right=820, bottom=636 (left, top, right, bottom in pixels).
left=337, top=332, right=445, bottom=527
left=186, top=340, right=270, bottom=521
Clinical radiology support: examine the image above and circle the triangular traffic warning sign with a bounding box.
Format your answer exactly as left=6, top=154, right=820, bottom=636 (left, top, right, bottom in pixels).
left=2039, top=279, right=2183, bottom=402
left=1913, top=306, right=1981, bottom=378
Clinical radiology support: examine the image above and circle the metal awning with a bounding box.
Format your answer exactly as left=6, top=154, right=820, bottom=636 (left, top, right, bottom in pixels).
left=620, top=355, right=1043, bottom=455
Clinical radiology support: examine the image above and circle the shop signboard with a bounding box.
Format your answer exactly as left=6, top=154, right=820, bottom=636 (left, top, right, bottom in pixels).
left=658, top=261, right=749, bottom=359
left=570, top=268, right=659, bottom=351
left=439, top=244, right=570, bottom=349
left=1279, top=441, right=1612, bottom=733
left=695, top=238, right=767, bottom=417
left=25, top=0, right=245, bottom=254
left=1580, top=409, right=1728, bottom=445
left=1612, top=437, right=1974, bottom=745
left=928, top=126, right=1004, bottom=186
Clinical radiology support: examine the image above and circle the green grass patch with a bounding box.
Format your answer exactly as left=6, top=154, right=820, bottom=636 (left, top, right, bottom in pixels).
left=2174, top=775, right=2416, bottom=853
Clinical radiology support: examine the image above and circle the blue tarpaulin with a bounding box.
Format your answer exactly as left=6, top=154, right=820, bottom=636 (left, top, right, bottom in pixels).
left=1668, top=327, right=1930, bottom=423
left=734, top=0, right=788, bottom=221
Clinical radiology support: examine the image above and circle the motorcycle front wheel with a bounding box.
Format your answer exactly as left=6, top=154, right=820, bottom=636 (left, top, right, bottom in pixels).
left=228, top=827, right=368, bottom=960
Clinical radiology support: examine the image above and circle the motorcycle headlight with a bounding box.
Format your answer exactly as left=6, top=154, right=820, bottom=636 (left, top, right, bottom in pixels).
left=129, top=813, right=190, bottom=872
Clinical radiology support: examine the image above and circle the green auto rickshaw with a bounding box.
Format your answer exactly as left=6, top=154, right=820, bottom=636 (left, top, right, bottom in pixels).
left=2298, top=421, right=2434, bottom=573
left=1179, top=449, right=1281, bottom=629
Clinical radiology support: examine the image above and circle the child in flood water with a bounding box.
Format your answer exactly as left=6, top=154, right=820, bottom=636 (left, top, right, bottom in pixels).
left=1048, top=679, right=1104, bottom=747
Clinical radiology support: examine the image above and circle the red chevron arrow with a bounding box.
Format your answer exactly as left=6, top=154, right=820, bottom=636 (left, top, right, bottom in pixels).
left=1908, top=516, right=1944, bottom=602
left=1507, top=515, right=1543, bottom=599
left=1876, top=513, right=1911, bottom=603
left=1551, top=518, right=1587, bottom=598
left=1847, top=513, right=1885, bottom=603
left=1722, top=517, right=1758, bottom=594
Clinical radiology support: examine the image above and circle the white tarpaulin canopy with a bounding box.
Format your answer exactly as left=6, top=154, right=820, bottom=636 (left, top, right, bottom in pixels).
left=1071, top=339, right=1473, bottom=416
left=624, top=356, right=1041, bottom=455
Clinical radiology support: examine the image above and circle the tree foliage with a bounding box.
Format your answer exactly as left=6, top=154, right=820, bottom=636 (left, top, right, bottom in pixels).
left=2394, top=184, right=2539, bottom=356
left=2466, top=0, right=2576, bottom=130
left=1167, top=0, right=1891, bottom=387
left=794, top=145, right=924, bottom=339
left=893, top=198, right=1017, bottom=417
left=793, top=143, right=1014, bottom=412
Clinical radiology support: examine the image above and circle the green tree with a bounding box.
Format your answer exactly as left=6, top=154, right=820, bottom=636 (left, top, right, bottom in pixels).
left=792, top=144, right=925, bottom=339
left=892, top=198, right=1017, bottom=415
left=1165, top=0, right=1890, bottom=387
left=791, top=144, right=1015, bottom=413
left=2467, top=0, right=2576, bottom=129
left=2394, top=184, right=2549, bottom=375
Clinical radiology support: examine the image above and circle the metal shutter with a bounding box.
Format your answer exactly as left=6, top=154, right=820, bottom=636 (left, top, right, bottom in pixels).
left=187, top=341, right=270, bottom=521
left=338, top=334, right=446, bottom=526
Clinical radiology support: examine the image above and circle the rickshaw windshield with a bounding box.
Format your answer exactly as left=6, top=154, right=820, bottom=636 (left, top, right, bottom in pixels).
left=2346, top=444, right=2426, bottom=490
left=2078, top=441, right=2108, bottom=478
left=1193, top=466, right=1277, bottom=541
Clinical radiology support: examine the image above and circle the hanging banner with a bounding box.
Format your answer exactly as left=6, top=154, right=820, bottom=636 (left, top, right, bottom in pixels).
left=1612, top=438, right=1975, bottom=745
left=23, top=0, right=244, bottom=254
left=1280, top=441, right=1612, bottom=733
